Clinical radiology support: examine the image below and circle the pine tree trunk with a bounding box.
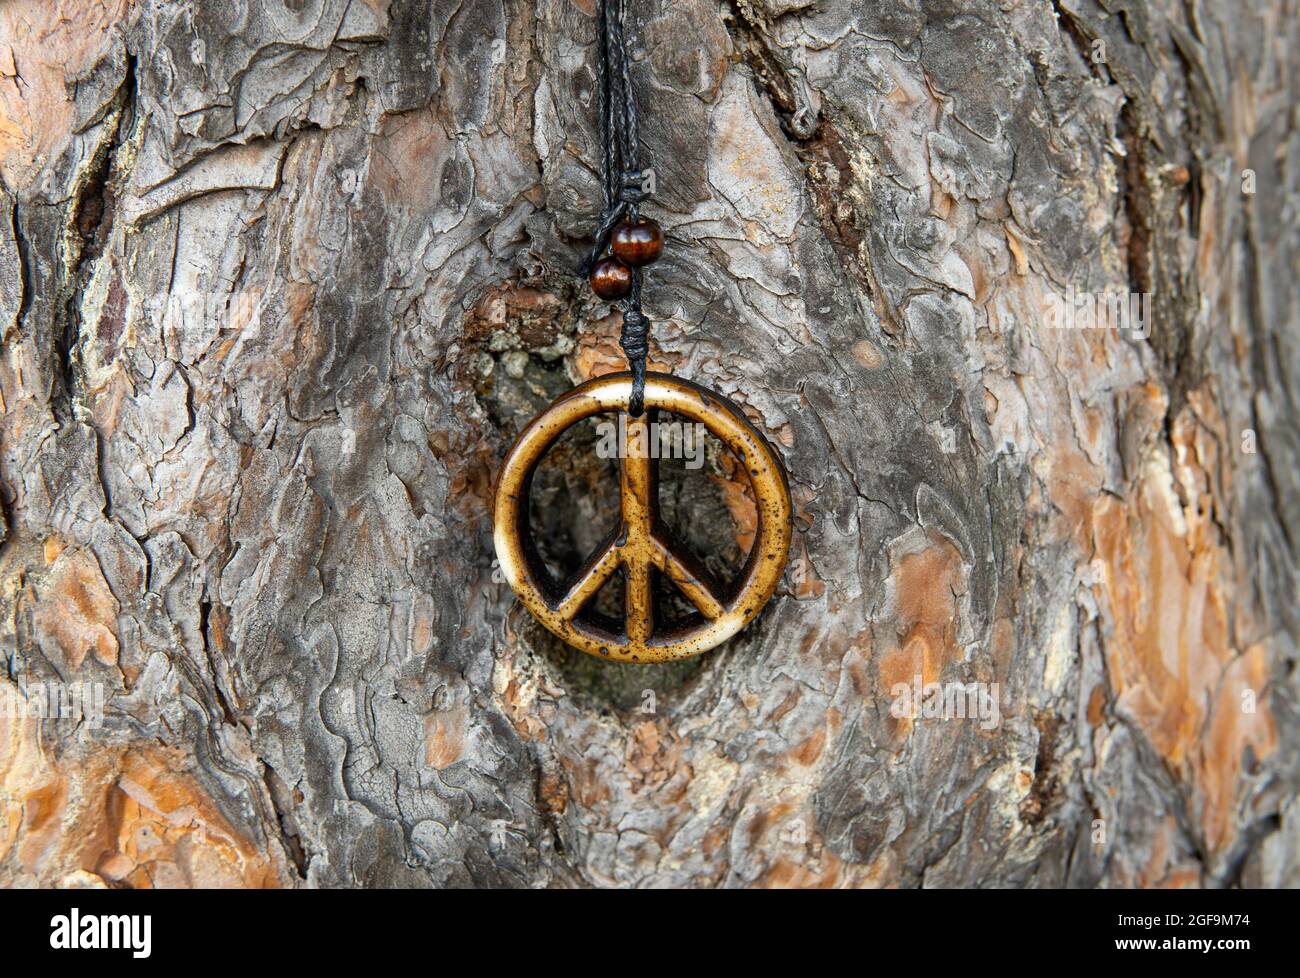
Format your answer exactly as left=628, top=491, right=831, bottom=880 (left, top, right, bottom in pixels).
left=0, top=0, right=1295, bottom=888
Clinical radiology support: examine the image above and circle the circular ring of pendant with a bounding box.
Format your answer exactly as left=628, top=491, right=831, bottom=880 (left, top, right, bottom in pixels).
left=494, top=372, right=792, bottom=663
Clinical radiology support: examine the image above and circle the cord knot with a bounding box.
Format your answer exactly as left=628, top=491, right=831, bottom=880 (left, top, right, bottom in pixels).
left=619, top=170, right=651, bottom=206
left=620, top=308, right=648, bottom=359
left=621, top=298, right=648, bottom=416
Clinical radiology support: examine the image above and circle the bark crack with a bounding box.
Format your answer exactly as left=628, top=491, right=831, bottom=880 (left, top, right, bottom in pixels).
left=54, top=54, right=137, bottom=424
left=722, top=1, right=820, bottom=141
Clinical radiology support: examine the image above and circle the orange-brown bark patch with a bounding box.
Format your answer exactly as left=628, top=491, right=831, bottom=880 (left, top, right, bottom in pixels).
left=1088, top=400, right=1275, bottom=856
left=878, top=533, right=965, bottom=695
left=33, top=547, right=120, bottom=670
left=0, top=1, right=132, bottom=191
left=424, top=703, right=469, bottom=769
left=1, top=706, right=285, bottom=887
left=369, top=106, right=451, bottom=206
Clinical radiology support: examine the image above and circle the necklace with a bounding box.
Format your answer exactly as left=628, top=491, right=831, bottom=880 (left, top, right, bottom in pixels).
left=494, top=0, right=792, bottom=663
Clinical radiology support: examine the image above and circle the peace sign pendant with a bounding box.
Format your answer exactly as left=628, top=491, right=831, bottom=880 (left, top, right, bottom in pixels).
left=494, top=372, right=792, bottom=663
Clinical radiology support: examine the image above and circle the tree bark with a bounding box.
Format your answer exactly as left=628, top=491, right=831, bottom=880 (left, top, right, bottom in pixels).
left=0, top=0, right=1296, bottom=888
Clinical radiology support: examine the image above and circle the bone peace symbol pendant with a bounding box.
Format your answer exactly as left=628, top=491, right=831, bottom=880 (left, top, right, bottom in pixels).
left=494, top=372, right=792, bottom=663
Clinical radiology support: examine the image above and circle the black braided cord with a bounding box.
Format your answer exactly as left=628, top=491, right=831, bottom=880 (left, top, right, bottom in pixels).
left=585, top=0, right=652, bottom=416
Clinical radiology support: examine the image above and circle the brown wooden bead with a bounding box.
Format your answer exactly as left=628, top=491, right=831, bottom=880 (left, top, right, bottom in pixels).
left=590, top=256, right=633, bottom=300
left=610, top=218, right=663, bottom=266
